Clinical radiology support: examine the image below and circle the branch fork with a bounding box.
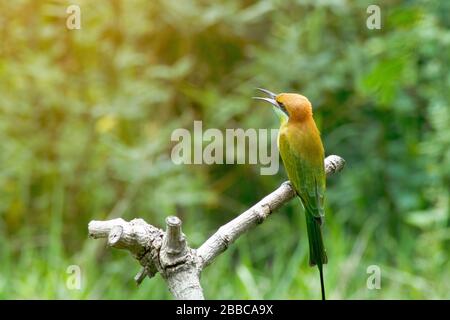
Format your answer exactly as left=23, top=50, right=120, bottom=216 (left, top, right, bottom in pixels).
left=88, top=155, right=345, bottom=299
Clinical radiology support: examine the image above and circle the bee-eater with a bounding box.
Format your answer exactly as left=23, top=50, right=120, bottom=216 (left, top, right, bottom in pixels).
left=254, top=88, right=327, bottom=300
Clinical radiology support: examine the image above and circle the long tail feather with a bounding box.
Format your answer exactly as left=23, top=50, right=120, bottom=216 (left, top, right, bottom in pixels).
left=318, top=264, right=326, bottom=300
left=305, top=211, right=327, bottom=300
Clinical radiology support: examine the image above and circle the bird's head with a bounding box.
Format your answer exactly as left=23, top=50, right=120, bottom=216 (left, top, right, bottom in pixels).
left=253, top=88, right=313, bottom=122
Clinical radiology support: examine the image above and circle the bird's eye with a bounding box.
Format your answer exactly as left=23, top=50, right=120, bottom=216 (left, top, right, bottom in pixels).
left=277, top=101, right=288, bottom=114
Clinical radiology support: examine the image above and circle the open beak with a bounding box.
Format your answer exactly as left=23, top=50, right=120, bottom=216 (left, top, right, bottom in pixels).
left=252, top=88, right=279, bottom=107
left=253, top=88, right=288, bottom=116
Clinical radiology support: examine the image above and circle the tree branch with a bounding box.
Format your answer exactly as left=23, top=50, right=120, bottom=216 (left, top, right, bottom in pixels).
left=88, top=155, right=345, bottom=299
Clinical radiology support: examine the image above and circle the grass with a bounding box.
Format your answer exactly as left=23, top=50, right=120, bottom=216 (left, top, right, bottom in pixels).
left=1, top=197, right=448, bottom=299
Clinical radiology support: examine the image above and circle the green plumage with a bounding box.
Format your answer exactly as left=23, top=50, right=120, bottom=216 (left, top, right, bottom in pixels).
left=277, top=114, right=328, bottom=299
left=260, top=93, right=328, bottom=300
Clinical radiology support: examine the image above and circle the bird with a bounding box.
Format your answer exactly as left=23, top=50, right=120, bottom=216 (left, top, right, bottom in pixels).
left=254, top=88, right=328, bottom=300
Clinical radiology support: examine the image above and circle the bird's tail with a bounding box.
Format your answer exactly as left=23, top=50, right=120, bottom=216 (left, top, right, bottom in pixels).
left=305, top=211, right=328, bottom=300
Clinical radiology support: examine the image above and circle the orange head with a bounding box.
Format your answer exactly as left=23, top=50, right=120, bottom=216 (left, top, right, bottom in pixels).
left=275, top=93, right=312, bottom=121
left=253, top=88, right=313, bottom=122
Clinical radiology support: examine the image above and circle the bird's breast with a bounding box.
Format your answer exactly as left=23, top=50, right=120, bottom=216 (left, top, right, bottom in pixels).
left=279, top=120, right=324, bottom=163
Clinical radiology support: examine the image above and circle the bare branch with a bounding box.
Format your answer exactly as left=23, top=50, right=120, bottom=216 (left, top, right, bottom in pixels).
left=324, top=154, right=346, bottom=176
left=87, top=154, right=345, bottom=299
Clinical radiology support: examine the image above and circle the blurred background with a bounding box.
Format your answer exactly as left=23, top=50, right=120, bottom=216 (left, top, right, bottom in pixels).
left=0, top=0, right=449, bottom=299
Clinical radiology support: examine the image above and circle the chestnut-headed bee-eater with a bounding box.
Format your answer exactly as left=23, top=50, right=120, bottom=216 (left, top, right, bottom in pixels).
left=254, top=88, right=328, bottom=300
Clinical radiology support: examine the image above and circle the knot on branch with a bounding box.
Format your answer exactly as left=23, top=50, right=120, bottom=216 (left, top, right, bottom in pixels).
left=163, top=216, right=187, bottom=255
left=160, top=216, right=197, bottom=272
left=107, top=225, right=124, bottom=246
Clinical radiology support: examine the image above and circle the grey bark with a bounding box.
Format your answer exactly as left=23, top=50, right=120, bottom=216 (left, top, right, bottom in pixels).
left=88, top=155, right=345, bottom=300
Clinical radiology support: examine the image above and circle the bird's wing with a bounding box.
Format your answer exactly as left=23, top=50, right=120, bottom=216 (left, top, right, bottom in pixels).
left=278, top=133, right=326, bottom=221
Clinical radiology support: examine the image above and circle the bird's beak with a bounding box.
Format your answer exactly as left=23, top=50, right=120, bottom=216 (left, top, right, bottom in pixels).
left=253, top=88, right=289, bottom=117
left=252, top=88, right=279, bottom=107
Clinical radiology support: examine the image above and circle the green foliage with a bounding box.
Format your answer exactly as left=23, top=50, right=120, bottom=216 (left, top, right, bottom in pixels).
left=0, top=0, right=448, bottom=299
